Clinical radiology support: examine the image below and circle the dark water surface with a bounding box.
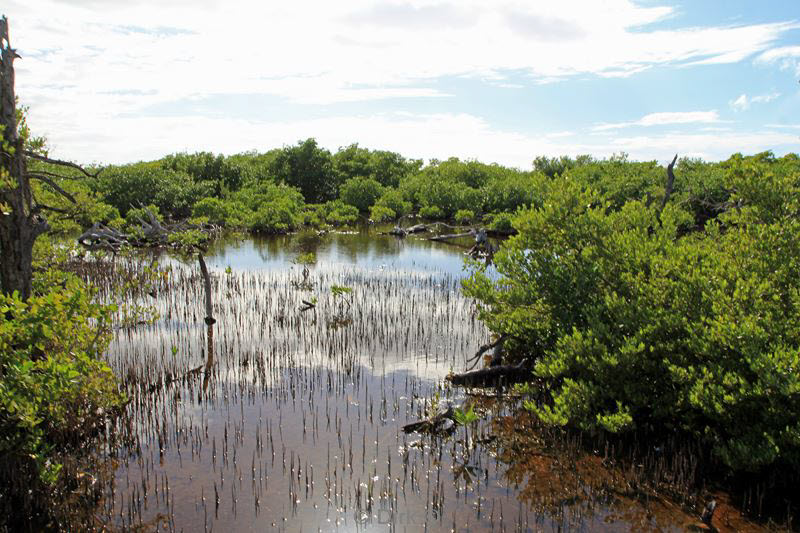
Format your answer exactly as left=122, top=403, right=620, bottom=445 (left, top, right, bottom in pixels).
left=101, top=230, right=722, bottom=532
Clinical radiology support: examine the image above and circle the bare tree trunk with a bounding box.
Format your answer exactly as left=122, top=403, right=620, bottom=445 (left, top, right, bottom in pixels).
left=198, top=252, right=216, bottom=392
left=657, top=154, right=678, bottom=219
left=0, top=17, right=47, bottom=300
left=197, top=252, right=215, bottom=325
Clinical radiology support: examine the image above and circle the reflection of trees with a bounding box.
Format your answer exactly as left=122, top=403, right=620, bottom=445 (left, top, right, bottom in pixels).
left=253, top=234, right=288, bottom=262
left=371, top=233, right=403, bottom=257
left=489, top=412, right=699, bottom=530
left=333, top=232, right=364, bottom=263
left=293, top=232, right=325, bottom=255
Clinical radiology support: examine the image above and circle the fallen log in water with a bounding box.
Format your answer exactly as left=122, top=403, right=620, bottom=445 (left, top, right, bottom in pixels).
left=386, top=223, right=430, bottom=237
left=447, top=363, right=531, bottom=387
left=427, top=230, right=475, bottom=242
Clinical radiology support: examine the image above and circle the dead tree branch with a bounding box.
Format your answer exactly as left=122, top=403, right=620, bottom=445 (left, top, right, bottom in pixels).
left=465, top=334, right=508, bottom=370
left=447, top=360, right=532, bottom=388
left=658, top=154, right=678, bottom=218
left=23, top=150, right=102, bottom=179
left=197, top=251, right=215, bottom=326
left=27, top=172, right=77, bottom=203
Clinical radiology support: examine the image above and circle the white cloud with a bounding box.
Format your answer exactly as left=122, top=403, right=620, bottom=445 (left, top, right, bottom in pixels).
left=609, top=130, right=799, bottom=161
left=4, top=0, right=798, bottom=165
left=11, top=1, right=797, bottom=103
left=756, top=45, right=800, bottom=76
left=752, top=92, right=781, bottom=104
left=593, top=111, right=720, bottom=131
left=729, top=91, right=781, bottom=111
left=730, top=94, right=749, bottom=111
left=756, top=46, right=800, bottom=61
left=37, top=109, right=799, bottom=170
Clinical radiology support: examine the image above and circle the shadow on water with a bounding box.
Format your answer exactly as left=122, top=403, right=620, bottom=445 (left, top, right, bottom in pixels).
left=74, top=231, right=779, bottom=531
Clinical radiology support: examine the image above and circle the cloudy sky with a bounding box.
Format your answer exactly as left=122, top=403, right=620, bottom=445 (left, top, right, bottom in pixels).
left=5, top=0, right=800, bottom=168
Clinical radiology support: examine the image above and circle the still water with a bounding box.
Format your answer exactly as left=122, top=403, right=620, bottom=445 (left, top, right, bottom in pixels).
left=100, top=229, right=723, bottom=532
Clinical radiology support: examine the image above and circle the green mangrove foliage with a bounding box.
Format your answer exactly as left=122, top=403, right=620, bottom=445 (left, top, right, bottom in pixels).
left=73, top=139, right=570, bottom=233
left=463, top=152, right=800, bottom=473
left=0, top=240, right=125, bottom=526
left=339, top=176, right=385, bottom=213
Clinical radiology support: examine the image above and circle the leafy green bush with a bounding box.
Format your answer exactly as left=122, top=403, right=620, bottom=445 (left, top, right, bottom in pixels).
left=93, top=162, right=212, bottom=219
left=322, top=200, right=360, bottom=226
left=419, top=205, right=444, bottom=219
left=332, top=144, right=420, bottom=188
left=483, top=212, right=515, bottom=232
left=268, top=138, right=338, bottom=203
left=482, top=171, right=543, bottom=213
left=191, top=197, right=230, bottom=225
left=161, top=151, right=245, bottom=195
left=464, top=153, right=800, bottom=473
left=455, top=209, right=475, bottom=224
left=124, top=204, right=162, bottom=228
left=0, top=278, right=123, bottom=523
left=191, top=197, right=251, bottom=227
left=248, top=197, right=302, bottom=234
left=369, top=205, right=396, bottom=222
left=302, top=203, right=327, bottom=227
left=375, top=189, right=412, bottom=217
left=339, top=176, right=385, bottom=212
left=532, top=154, right=594, bottom=178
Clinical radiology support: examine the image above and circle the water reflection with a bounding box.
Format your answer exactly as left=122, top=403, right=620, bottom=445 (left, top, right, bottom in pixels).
left=95, top=233, right=742, bottom=532
left=203, top=227, right=475, bottom=277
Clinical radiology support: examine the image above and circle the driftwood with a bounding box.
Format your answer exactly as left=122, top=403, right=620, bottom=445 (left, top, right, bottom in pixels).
left=299, top=299, right=316, bottom=312
left=77, top=223, right=128, bottom=251
left=447, top=361, right=532, bottom=387
left=387, top=223, right=429, bottom=237
left=77, top=208, right=219, bottom=252
left=428, top=230, right=474, bottom=242
left=402, top=405, right=455, bottom=434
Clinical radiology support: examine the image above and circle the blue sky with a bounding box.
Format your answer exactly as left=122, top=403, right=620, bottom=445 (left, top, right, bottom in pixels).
left=6, top=0, right=800, bottom=168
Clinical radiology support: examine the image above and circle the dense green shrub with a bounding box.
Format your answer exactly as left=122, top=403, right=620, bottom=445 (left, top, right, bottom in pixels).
left=454, top=209, right=475, bottom=224
left=464, top=153, right=800, bottom=472
left=322, top=200, right=360, bottom=226
left=482, top=171, right=543, bottom=213
left=0, top=273, right=123, bottom=525
left=374, top=189, right=412, bottom=217
left=401, top=175, right=482, bottom=218
left=565, top=156, right=664, bottom=209
left=532, top=154, right=594, bottom=178
left=191, top=197, right=250, bottom=227
left=332, top=143, right=420, bottom=188
left=369, top=205, right=396, bottom=222
left=339, top=177, right=385, bottom=212
left=268, top=138, right=338, bottom=203
left=483, top=212, right=515, bottom=232
left=191, top=197, right=230, bottom=226
left=418, top=205, right=444, bottom=219
left=124, top=204, right=162, bottom=227
left=248, top=198, right=301, bottom=234
left=161, top=151, right=246, bottom=194
left=93, top=163, right=212, bottom=219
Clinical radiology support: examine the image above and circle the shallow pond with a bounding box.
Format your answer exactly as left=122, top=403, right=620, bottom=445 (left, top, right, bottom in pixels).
left=97, top=228, right=751, bottom=532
